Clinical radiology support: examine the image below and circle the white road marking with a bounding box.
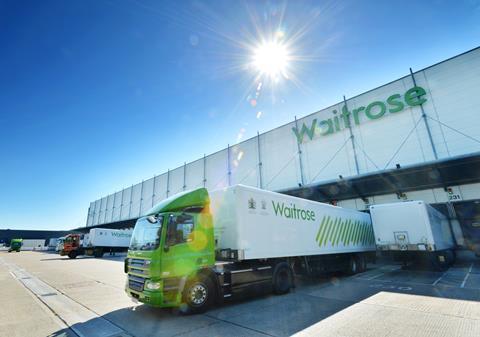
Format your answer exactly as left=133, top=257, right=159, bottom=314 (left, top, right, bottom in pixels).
left=460, top=262, right=474, bottom=288
left=432, top=272, right=446, bottom=286
left=2, top=259, right=128, bottom=337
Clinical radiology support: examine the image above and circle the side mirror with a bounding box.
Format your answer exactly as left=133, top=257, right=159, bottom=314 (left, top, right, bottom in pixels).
left=164, top=245, right=170, bottom=253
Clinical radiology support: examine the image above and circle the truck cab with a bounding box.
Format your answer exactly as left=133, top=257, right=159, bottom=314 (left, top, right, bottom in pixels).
left=60, top=234, right=82, bottom=258
left=125, top=188, right=216, bottom=312
left=8, top=239, right=22, bottom=252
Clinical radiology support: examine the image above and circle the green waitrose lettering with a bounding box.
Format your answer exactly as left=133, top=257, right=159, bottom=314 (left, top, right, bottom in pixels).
left=272, top=201, right=316, bottom=221
left=293, top=86, right=427, bottom=143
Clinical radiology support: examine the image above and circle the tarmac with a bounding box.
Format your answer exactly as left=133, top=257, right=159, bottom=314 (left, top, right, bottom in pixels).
left=0, top=250, right=479, bottom=337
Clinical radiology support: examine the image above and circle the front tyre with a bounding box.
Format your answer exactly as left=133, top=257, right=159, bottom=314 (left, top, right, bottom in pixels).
left=68, top=250, right=77, bottom=259
left=181, top=275, right=214, bottom=314
left=273, top=262, right=294, bottom=295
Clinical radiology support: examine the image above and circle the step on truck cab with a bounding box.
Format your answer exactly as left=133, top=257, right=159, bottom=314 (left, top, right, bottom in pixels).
left=125, top=185, right=376, bottom=313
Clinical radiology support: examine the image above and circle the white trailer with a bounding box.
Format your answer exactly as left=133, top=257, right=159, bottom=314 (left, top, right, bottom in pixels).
left=210, top=185, right=375, bottom=261
left=21, top=239, right=46, bottom=250
left=369, top=200, right=456, bottom=269
left=84, top=228, right=133, bottom=248
left=76, top=228, right=133, bottom=258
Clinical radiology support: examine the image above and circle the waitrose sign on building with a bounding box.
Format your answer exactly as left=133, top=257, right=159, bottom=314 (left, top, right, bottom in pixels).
left=292, top=86, right=427, bottom=144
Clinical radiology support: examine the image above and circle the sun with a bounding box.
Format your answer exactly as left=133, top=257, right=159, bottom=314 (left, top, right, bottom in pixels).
left=252, top=41, right=289, bottom=79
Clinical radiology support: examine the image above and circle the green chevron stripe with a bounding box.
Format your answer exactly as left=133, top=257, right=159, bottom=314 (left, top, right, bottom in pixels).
left=344, top=219, right=352, bottom=245
left=339, top=219, right=347, bottom=246
left=317, top=216, right=330, bottom=245
left=327, top=217, right=339, bottom=246
left=331, top=218, right=342, bottom=246
left=354, top=221, right=361, bottom=244
left=360, top=222, right=367, bottom=245
left=362, top=222, right=368, bottom=244
left=359, top=222, right=365, bottom=245
left=316, top=216, right=327, bottom=243
left=322, top=217, right=334, bottom=246
left=350, top=221, right=358, bottom=245
left=335, top=220, right=345, bottom=246
left=347, top=220, right=355, bottom=244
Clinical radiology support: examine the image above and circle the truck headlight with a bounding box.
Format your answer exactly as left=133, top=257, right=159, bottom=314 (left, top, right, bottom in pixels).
left=145, top=280, right=161, bottom=290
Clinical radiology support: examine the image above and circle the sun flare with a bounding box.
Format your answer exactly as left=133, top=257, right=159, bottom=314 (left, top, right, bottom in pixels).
left=252, top=41, right=289, bottom=79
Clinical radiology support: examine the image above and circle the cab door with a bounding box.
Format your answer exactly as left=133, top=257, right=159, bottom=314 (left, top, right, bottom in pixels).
left=161, top=213, right=207, bottom=279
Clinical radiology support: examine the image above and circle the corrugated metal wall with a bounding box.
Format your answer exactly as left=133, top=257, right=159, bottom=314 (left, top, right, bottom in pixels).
left=86, top=47, right=480, bottom=227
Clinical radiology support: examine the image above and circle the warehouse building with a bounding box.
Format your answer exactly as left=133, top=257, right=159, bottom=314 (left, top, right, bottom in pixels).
left=85, top=47, right=480, bottom=251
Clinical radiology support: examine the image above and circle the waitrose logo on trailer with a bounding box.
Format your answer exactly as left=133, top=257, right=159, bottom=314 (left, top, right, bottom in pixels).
left=272, top=201, right=316, bottom=221
left=292, top=86, right=427, bottom=144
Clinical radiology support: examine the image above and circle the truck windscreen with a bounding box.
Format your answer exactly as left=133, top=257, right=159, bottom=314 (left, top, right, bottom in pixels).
left=129, top=216, right=163, bottom=251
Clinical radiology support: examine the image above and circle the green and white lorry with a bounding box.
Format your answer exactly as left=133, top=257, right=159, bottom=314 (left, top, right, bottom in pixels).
left=125, top=185, right=375, bottom=312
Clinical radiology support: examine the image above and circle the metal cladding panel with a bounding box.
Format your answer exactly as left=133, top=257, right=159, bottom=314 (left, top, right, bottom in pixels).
left=120, top=186, right=132, bottom=220
left=112, top=191, right=123, bottom=222
left=185, top=158, right=204, bottom=190
left=260, top=125, right=300, bottom=191
left=230, top=138, right=259, bottom=188
left=299, top=102, right=356, bottom=184
left=168, top=166, right=185, bottom=196
left=97, top=197, right=108, bottom=224
left=205, top=149, right=228, bottom=190
left=93, top=199, right=102, bottom=225
left=421, top=48, right=480, bottom=157
left=140, top=178, right=154, bottom=215
left=130, top=183, right=143, bottom=218
left=86, top=202, right=95, bottom=227
left=348, top=76, right=432, bottom=172
left=105, top=194, right=114, bottom=224
left=153, top=173, right=168, bottom=206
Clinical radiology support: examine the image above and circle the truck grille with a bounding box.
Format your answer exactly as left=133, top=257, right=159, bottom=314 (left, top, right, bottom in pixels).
left=128, top=275, right=145, bottom=292
left=129, top=258, right=149, bottom=267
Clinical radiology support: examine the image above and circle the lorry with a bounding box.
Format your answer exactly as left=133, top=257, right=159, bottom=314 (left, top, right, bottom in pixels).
left=61, top=228, right=133, bottom=259
left=370, top=200, right=456, bottom=270
left=124, top=185, right=375, bottom=313
left=8, top=239, right=22, bottom=252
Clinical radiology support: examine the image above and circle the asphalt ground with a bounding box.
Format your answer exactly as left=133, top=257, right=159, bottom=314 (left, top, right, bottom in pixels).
left=0, top=250, right=479, bottom=337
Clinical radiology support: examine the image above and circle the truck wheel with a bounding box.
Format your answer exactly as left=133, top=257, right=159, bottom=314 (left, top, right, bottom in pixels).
left=445, top=249, right=456, bottom=266
left=356, top=254, right=367, bottom=273
left=273, top=262, right=293, bottom=295
left=346, top=255, right=358, bottom=275
left=94, top=249, right=104, bottom=258
left=68, top=251, right=77, bottom=259
left=182, top=275, right=214, bottom=314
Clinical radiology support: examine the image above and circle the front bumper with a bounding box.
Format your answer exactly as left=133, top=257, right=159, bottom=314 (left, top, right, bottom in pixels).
left=125, top=276, right=184, bottom=307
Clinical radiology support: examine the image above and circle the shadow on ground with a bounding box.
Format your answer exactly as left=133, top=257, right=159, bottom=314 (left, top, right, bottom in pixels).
left=46, top=254, right=480, bottom=337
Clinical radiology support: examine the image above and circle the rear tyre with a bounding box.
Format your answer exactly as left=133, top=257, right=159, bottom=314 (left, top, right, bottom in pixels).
left=272, top=262, right=293, bottom=295
left=356, top=254, right=367, bottom=273
left=181, top=274, right=214, bottom=314
left=445, top=249, right=456, bottom=266
left=346, top=255, right=359, bottom=275
left=68, top=250, right=77, bottom=259
left=94, top=248, right=104, bottom=258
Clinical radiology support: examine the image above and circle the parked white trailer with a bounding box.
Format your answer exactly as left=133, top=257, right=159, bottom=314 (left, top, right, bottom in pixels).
left=210, top=185, right=375, bottom=261
left=83, top=228, right=132, bottom=248
left=21, top=239, right=46, bottom=250
left=369, top=200, right=456, bottom=269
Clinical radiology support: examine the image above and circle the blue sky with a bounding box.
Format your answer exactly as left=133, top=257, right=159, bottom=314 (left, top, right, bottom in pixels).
left=1, top=0, right=479, bottom=230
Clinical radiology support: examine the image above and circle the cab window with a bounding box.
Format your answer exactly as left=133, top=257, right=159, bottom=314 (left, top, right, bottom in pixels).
left=166, top=214, right=194, bottom=245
